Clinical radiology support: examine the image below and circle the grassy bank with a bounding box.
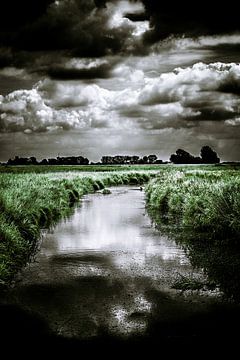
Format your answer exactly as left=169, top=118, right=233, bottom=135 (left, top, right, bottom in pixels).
left=0, top=170, right=153, bottom=286
left=145, top=168, right=240, bottom=300
left=145, top=168, right=240, bottom=239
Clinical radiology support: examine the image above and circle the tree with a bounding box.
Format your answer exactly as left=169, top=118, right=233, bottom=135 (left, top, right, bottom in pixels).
left=148, top=155, right=157, bottom=164
left=200, top=146, right=220, bottom=163
left=170, top=149, right=199, bottom=164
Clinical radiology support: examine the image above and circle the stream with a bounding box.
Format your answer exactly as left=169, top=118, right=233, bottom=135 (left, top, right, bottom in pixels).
left=1, top=186, right=240, bottom=351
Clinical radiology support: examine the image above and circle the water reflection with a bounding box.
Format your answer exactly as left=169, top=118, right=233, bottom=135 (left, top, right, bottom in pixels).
left=41, top=187, right=189, bottom=275
left=44, top=188, right=183, bottom=255
left=148, top=206, right=240, bottom=302
left=3, top=187, right=225, bottom=341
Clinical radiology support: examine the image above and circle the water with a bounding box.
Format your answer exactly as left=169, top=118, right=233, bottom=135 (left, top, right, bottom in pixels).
left=2, top=186, right=236, bottom=344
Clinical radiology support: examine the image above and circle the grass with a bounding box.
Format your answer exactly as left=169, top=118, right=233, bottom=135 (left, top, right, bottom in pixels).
left=0, top=169, right=155, bottom=286
left=0, top=164, right=165, bottom=174
left=145, top=168, right=240, bottom=240
left=145, top=167, right=240, bottom=300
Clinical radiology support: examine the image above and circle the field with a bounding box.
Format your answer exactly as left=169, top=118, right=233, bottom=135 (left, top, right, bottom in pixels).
left=0, top=164, right=240, bottom=295
left=0, top=164, right=163, bottom=174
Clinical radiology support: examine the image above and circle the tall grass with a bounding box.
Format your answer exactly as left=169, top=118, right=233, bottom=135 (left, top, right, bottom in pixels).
left=0, top=171, right=153, bottom=286
left=145, top=168, right=240, bottom=300
left=145, top=169, right=240, bottom=240
left=0, top=164, right=164, bottom=174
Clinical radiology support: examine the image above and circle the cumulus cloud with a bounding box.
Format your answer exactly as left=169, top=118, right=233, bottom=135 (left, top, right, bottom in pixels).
left=137, top=62, right=240, bottom=124
left=108, top=0, right=149, bottom=37
left=0, top=89, right=54, bottom=132
left=0, top=88, right=94, bottom=132
left=1, top=62, right=240, bottom=134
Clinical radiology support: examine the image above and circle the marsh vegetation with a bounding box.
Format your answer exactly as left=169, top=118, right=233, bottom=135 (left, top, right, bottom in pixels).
left=0, top=169, right=154, bottom=285
left=1, top=164, right=240, bottom=301
left=145, top=167, right=240, bottom=300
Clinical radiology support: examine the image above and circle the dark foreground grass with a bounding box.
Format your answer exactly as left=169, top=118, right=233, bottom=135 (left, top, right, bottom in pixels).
left=0, top=170, right=153, bottom=286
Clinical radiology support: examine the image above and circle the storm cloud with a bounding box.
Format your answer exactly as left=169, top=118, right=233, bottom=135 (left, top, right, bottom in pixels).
left=141, top=1, right=240, bottom=44
left=0, top=0, right=148, bottom=74
left=1, top=0, right=240, bottom=79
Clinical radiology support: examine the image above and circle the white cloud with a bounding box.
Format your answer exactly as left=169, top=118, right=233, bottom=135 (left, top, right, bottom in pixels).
left=1, top=62, right=240, bottom=133
left=139, top=62, right=240, bottom=104
left=137, top=62, right=240, bottom=122
left=37, top=79, right=112, bottom=108
left=172, top=34, right=240, bottom=50
left=0, top=88, right=94, bottom=132
left=107, top=0, right=149, bottom=37
left=65, top=58, right=109, bottom=70
left=0, top=67, right=31, bottom=79
left=225, top=118, right=240, bottom=126
left=0, top=89, right=54, bottom=132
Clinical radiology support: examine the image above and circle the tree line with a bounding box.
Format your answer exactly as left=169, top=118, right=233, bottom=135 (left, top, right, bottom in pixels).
left=170, top=146, right=220, bottom=164
left=2, top=146, right=220, bottom=166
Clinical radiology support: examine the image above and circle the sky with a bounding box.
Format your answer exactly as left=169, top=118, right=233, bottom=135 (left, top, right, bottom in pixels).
left=0, top=0, right=240, bottom=162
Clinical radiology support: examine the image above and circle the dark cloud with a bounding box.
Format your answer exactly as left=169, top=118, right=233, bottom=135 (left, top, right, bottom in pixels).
left=140, top=1, right=240, bottom=44
left=47, top=62, right=113, bottom=80
left=218, top=75, right=240, bottom=95
left=1, top=0, right=240, bottom=76
left=0, top=0, right=54, bottom=31
left=195, top=43, right=240, bottom=54
left=0, top=75, right=36, bottom=96
left=182, top=108, right=238, bottom=122
left=193, top=43, right=240, bottom=64
left=218, top=82, right=240, bottom=95
left=0, top=0, right=134, bottom=70
left=124, top=12, right=149, bottom=22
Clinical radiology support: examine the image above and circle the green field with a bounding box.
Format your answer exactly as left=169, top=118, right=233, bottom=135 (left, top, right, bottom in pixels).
left=0, top=164, right=164, bottom=174
left=1, top=164, right=240, bottom=293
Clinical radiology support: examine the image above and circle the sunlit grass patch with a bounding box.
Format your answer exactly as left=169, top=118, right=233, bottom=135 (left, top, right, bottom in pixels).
left=145, top=168, right=240, bottom=239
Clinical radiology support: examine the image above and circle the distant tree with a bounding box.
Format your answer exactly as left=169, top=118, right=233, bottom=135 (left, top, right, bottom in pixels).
left=30, top=157, right=38, bottom=165
left=48, top=158, right=59, bottom=165
left=101, top=156, right=113, bottom=164
left=200, top=146, right=220, bottom=163
left=148, top=155, right=158, bottom=164
left=170, top=149, right=202, bottom=164
left=82, top=157, right=89, bottom=165
left=40, top=159, right=48, bottom=165
left=142, top=156, right=148, bottom=163
left=130, top=156, right=140, bottom=164
left=7, top=156, right=38, bottom=165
